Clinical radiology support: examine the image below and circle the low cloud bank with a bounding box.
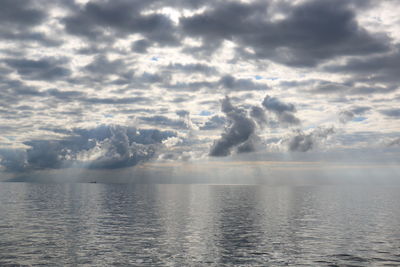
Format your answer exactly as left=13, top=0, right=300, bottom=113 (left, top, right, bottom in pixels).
left=0, top=125, right=175, bottom=172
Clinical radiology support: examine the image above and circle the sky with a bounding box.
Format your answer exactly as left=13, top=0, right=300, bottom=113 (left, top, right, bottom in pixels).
left=0, top=0, right=399, bottom=182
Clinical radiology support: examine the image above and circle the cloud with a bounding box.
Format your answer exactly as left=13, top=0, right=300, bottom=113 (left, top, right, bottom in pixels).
left=380, top=108, right=400, bottom=118
left=83, top=55, right=127, bottom=76
left=0, top=0, right=398, bottom=177
left=250, top=106, right=267, bottom=127
left=46, top=89, right=85, bottom=101
left=0, top=149, right=27, bottom=172
left=288, top=127, right=335, bottom=152
left=219, top=75, right=268, bottom=91
left=291, top=79, right=397, bottom=96
left=236, top=135, right=262, bottom=154
left=339, top=106, right=371, bottom=123
left=200, top=115, right=227, bottom=130
left=181, top=0, right=389, bottom=66
left=163, top=81, right=215, bottom=91
left=176, top=110, right=189, bottom=117
left=386, top=137, right=400, bottom=147
left=339, top=110, right=355, bottom=124
left=139, top=115, right=188, bottom=129
left=166, top=63, right=218, bottom=75
left=0, top=125, right=176, bottom=172
left=63, top=0, right=179, bottom=46
left=78, top=127, right=158, bottom=169
left=131, top=39, right=151, bottom=53
left=323, top=47, right=400, bottom=88
left=262, top=95, right=300, bottom=125
left=82, top=96, right=151, bottom=105
left=0, top=0, right=45, bottom=27
left=262, top=95, right=296, bottom=113
left=5, top=58, right=71, bottom=81
left=0, top=0, right=59, bottom=46
left=209, top=96, right=257, bottom=156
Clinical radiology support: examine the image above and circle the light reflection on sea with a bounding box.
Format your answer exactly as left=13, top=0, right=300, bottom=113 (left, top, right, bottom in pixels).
left=1, top=183, right=400, bottom=266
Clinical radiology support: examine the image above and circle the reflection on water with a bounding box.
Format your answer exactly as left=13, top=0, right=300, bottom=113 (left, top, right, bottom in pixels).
left=1, top=183, right=400, bottom=266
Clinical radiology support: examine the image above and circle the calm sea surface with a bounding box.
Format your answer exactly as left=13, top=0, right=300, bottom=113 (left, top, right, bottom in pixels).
left=0, top=182, right=400, bottom=266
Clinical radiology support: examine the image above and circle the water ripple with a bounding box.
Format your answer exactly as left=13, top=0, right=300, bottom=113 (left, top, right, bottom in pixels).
left=0, top=183, right=399, bottom=266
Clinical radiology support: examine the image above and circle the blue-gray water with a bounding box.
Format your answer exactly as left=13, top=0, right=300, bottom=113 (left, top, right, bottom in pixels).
left=1, top=183, right=400, bottom=266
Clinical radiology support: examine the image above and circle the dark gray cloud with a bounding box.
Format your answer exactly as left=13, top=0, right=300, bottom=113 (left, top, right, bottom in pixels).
left=262, top=95, right=300, bottom=125
left=0, top=31, right=60, bottom=47
left=0, top=0, right=45, bottom=27
left=46, top=88, right=85, bottom=101
left=83, top=55, right=127, bottom=76
left=288, top=127, right=335, bottom=152
left=138, top=72, right=166, bottom=84
left=219, top=75, right=268, bottom=91
left=181, top=0, right=389, bottom=66
left=280, top=79, right=354, bottom=95
left=64, top=0, right=179, bottom=46
left=209, top=96, right=257, bottom=156
left=79, top=55, right=162, bottom=87
left=0, top=72, right=152, bottom=110
left=0, top=77, right=50, bottom=108
left=166, top=0, right=210, bottom=9
left=351, top=106, right=372, bottom=114
left=1, top=79, right=43, bottom=97
left=82, top=96, right=151, bottom=105
left=44, top=87, right=152, bottom=105
left=262, top=95, right=296, bottom=113
left=0, top=0, right=60, bottom=46
left=319, top=47, right=400, bottom=94
left=380, top=108, right=400, bottom=118
left=325, top=51, right=400, bottom=76
left=324, top=47, right=400, bottom=85
left=0, top=125, right=176, bottom=172
left=5, top=58, right=71, bottom=81
left=236, top=135, right=262, bottom=154
left=289, top=79, right=397, bottom=96
left=131, top=39, right=151, bottom=53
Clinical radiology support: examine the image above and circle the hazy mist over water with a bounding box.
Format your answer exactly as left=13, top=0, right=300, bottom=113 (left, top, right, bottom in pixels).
left=1, top=182, right=400, bottom=266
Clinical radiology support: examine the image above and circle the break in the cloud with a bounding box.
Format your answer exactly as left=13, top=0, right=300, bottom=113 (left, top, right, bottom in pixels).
left=0, top=0, right=399, bottom=179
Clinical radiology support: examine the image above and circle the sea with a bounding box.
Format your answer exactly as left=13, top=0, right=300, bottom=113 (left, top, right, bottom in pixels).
left=1, top=182, right=400, bottom=266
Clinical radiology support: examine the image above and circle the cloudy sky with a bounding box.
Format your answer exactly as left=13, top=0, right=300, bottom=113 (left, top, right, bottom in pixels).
left=0, top=0, right=399, bottom=182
